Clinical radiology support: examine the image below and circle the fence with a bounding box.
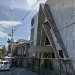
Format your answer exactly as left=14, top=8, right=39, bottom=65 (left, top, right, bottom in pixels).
left=26, top=58, right=75, bottom=75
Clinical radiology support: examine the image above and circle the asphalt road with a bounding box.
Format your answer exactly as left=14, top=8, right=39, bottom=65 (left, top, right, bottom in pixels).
left=0, top=67, right=40, bottom=75
left=0, top=70, right=12, bottom=75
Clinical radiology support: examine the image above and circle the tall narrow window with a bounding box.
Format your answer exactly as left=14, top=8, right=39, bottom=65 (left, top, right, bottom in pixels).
left=52, top=53, right=55, bottom=58
left=31, top=18, right=34, bottom=26
left=58, top=50, right=64, bottom=58
left=45, top=36, right=50, bottom=45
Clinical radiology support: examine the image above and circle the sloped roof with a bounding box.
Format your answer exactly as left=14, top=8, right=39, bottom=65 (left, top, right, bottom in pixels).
left=17, top=39, right=29, bottom=43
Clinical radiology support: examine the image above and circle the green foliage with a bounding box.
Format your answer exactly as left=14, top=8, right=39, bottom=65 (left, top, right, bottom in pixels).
left=0, top=46, right=6, bottom=56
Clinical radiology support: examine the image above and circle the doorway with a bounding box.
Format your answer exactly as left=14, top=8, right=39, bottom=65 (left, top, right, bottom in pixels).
left=43, top=53, right=53, bottom=70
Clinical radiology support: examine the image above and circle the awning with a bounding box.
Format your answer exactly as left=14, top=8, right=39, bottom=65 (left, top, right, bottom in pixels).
left=29, top=46, right=53, bottom=53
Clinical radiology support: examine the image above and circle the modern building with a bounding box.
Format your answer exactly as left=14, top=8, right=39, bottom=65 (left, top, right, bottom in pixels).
left=29, top=12, right=39, bottom=58
left=29, top=6, right=54, bottom=73
left=30, top=13, right=39, bottom=46
left=29, top=0, right=75, bottom=74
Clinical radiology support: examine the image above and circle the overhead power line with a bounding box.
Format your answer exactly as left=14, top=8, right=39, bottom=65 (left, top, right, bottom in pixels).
left=13, top=0, right=40, bottom=32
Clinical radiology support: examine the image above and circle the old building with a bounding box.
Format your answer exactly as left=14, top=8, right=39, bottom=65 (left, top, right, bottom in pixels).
left=13, top=39, right=30, bottom=56
left=12, top=39, right=30, bottom=67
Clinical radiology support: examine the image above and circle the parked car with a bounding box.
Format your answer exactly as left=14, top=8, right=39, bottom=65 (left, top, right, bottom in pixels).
left=0, top=60, right=10, bottom=70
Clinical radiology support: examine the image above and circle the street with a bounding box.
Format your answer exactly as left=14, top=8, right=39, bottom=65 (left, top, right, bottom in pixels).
left=0, top=67, right=40, bottom=75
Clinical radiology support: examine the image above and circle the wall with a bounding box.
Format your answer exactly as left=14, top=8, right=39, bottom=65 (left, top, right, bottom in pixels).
left=30, top=12, right=38, bottom=46
left=46, top=0, right=75, bottom=57
left=46, top=0, right=75, bottom=71
left=30, top=13, right=38, bottom=57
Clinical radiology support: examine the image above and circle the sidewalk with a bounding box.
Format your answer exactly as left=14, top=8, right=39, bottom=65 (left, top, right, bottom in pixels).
left=22, top=69, right=40, bottom=75
left=11, top=67, right=40, bottom=75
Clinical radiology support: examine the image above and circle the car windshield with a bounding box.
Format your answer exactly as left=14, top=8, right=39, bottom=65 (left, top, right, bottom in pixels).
left=4, top=62, right=9, bottom=64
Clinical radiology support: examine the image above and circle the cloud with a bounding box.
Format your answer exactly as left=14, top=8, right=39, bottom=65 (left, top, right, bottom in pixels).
left=0, top=20, right=22, bottom=28
left=27, top=0, right=36, bottom=6
left=10, top=0, right=28, bottom=9
left=0, top=20, right=22, bottom=38
left=27, top=0, right=47, bottom=10
left=4, top=0, right=47, bottom=10
left=0, top=31, right=8, bottom=38
left=0, top=27, right=4, bottom=31
left=14, top=39, right=17, bottom=42
left=27, top=0, right=46, bottom=6
left=27, top=36, right=30, bottom=40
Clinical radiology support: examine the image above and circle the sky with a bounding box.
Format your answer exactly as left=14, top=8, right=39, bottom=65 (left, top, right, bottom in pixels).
left=0, top=0, right=47, bottom=47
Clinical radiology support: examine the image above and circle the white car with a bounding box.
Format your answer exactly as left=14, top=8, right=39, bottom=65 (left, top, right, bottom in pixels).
left=0, top=60, right=10, bottom=70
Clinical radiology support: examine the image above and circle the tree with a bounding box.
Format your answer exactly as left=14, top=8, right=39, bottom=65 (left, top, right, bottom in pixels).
left=0, top=46, right=6, bottom=58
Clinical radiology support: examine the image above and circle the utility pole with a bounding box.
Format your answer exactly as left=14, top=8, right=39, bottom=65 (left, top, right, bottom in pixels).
left=10, top=29, right=14, bottom=67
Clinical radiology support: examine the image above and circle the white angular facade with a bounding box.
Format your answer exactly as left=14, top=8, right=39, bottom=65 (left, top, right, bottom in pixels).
left=46, top=0, right=75, bottom=72
left=30, top=13, right=39, bottom=57
left=30, top=13, right=38, bottom=46
left=46, top=0, right=75, bottom=58
left=29, top=0, right=75, bottom=74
